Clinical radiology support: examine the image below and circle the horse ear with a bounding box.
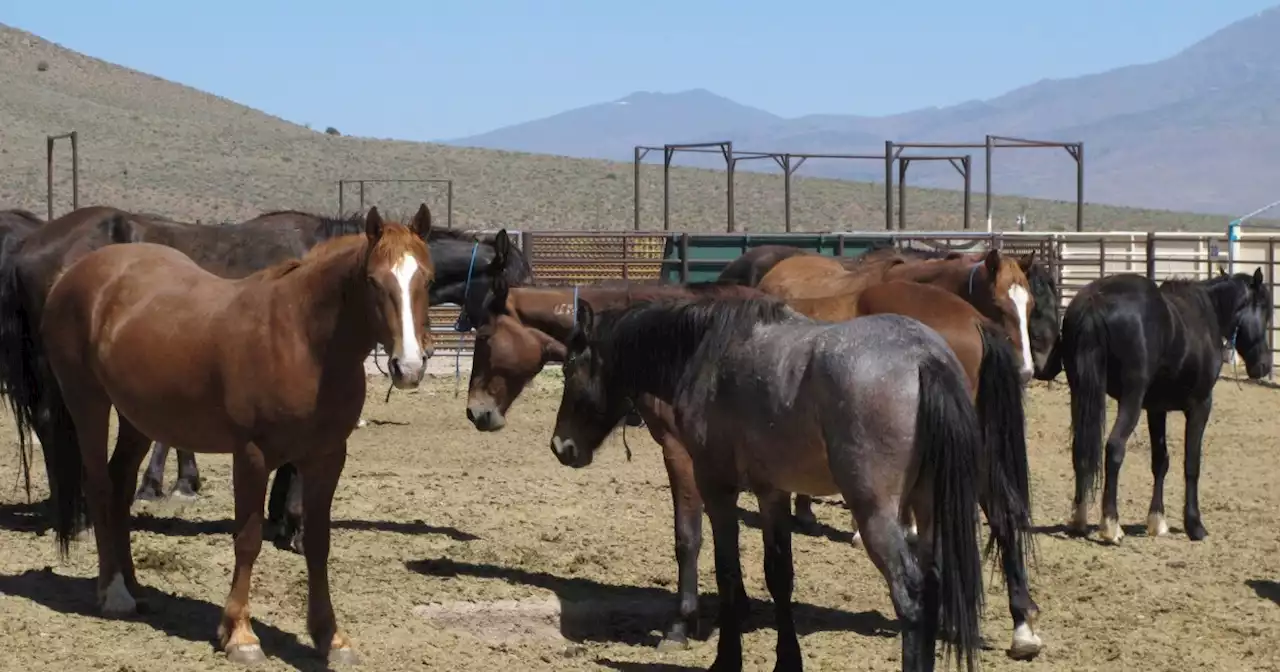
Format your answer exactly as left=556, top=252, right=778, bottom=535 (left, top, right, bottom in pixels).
left=491, top=229, right=512, bottom=272
left=1253, top=267, right=1265, bottom=287
left=569, top=300, right=595, bottom=353
left=490, top=274, right=510, bottom=313
left=1018, top=250, right=1037, bottom=271
left=411, top=203, right=433, bottom=239
left=365, top=206, right=384, bottom=243
left=983, top=249, right=1001, bottom=281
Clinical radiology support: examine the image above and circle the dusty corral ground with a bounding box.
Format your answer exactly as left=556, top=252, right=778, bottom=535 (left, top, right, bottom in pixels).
left=1, top=369, right=1279, bottom=672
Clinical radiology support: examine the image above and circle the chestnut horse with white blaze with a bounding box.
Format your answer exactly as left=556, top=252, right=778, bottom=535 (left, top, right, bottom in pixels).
left=31, top=206, right=434, bottom=665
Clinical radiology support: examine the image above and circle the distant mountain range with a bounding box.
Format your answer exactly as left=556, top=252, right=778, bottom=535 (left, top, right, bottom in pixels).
left=447, top=6, right=1280, bottom=216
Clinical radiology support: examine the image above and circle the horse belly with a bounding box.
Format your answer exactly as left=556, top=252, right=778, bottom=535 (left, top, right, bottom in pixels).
left=736, top=422, right=841, bottom=497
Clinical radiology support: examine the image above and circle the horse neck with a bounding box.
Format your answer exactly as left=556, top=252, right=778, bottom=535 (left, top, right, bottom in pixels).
left=1200, top=278, right=1243, bottom=333
left=270, top=243, right=376, bottom=368
left=598, top=304, right=728, bottom=403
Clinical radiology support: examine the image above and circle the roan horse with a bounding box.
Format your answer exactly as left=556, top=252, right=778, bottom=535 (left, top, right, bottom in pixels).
left=30, top=206, right=435, bottom=664
left=764, top=266, right=1042, bottom=659
left=549, top=294, right=985, bottom=672
left=1052, top=269, right=1272, bottom=544
left=464, top=279, right=761, bottom=649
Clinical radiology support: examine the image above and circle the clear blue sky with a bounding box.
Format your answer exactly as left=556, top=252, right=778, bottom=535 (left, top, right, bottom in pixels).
left=7, top=1, right=1277, bottom=140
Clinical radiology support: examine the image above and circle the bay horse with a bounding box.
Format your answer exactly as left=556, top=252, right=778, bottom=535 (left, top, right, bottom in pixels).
left=30, top=206, right=434, bottom=664
left=463, top=279, right=759, bottom=649
left=550, top=295, right=985, bottom=672
left=1058, top=269, right=1272, bottom=544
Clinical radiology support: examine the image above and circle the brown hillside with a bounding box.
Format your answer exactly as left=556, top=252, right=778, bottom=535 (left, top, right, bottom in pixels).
left=0, top=24, right=1231, bottom=234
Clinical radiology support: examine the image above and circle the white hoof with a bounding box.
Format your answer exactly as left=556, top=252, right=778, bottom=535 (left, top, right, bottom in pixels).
left=1008, top=622, right=1043, bottom=660
left=850, top=530, right=863, bottom=547
left=1146, top=512, right=1170, bottom=537
left=100, top=573, right=137, bottom=616
left=1100, top=516, right=1124, bottom=544
left=356, top=417, right=368, bottom=429
left=903, top=522, right=919, bottom=544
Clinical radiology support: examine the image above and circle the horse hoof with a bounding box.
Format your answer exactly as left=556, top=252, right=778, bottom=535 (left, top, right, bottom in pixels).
left=1186, top=521, right=1208, bottom=541
left=849, top=530, right=863, bottom=547
left=1146, top=512, right=1170, bottom=537
left=328, top=647, right=360, bottom=666
left=289, top=534, right=305, bottom=555
left=226, top=643, right=266, bottom=665
left=1008, top=623, right=1043, bottom=660
left=656, top=632, right=690, bottom=651
left=1099, top=517, right=1124, bottom=545
left=134, top=485, right=164, bottom=502
left=100, top=575, right=138, bottom=616
left=168, top=489, right=200, bottom=503
left=356, top=417, right=368, bottom=429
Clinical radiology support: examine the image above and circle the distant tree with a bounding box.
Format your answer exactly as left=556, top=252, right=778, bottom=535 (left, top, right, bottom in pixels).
left=325, top=126, right=341, bottom=136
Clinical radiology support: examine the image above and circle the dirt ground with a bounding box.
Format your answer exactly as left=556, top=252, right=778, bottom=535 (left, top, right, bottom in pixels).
left=1, top=367, right=1279, bottom=672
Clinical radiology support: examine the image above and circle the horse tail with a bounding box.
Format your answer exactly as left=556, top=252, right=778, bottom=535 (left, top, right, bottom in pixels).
left=1066, top=305, right=1108, bottom=502
left=0, top=255, right=40, bottom=497
left=1034, top=334, right=1064, bottom=381
left=975, top=323, right=1035, bottom=569
left=916, top=352, right=984, bottom=672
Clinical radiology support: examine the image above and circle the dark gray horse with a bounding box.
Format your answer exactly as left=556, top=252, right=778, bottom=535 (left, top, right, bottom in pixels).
left=548, top=294, right=985, bottom=672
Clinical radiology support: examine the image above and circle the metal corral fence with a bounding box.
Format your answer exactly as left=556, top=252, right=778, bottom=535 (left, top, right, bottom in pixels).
left=426, top=229, right=1280, bottom=362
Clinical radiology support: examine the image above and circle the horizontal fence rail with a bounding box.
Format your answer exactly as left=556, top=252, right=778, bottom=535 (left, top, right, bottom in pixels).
left=423, top=228, right=1280, bottom=377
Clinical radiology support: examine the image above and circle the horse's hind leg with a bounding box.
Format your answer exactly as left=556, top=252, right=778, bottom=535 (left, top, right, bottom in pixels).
left=1145, top=410, right=1171, bottom=537
left=1099, top=390, right=1143, bottom=544
left=134, top=441, right=169, bottom=502
left=265, top=463, right=304, bottom=554
left=1182, top=398, right=1212, bottom=541
left=756, top=488, right=802, bottom=670
left=107, top=416, right=155, bottom=607
left=855, top=503, right=934, bottom=672
left=980, top=496, right=1041, bottom=659
left=219, top=442, right=270, bottom=664
left=171, top=449, right=202, bottom=500
left=296, top=445, right=359, bottom=664
left=792, top=495, right=819, bottom=533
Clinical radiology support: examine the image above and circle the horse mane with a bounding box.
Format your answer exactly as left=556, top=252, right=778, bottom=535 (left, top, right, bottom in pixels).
left=1, top=209, right=44, bottom=225
left=587, top=294, right=796, bottom=398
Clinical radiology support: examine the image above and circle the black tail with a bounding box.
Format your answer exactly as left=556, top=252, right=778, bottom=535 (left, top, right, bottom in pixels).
left=1034, top=334, right=1064, bottom=382
left=1065, top=307, right=1108, bottom=503
left=975, top=324, right=1035, bottom=569
left=0, top=256, right=86, bottom=556
left=916, top=355, right=984, bottom=672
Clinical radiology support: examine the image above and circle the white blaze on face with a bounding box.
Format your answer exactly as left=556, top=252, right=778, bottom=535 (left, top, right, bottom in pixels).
left=391, top=253, right=423, bottom=366
left=1008, top=284, right=1034, bottom=377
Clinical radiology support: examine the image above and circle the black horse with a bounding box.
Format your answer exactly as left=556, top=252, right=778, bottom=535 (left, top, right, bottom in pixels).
left=1056, top=269, right=1272, bottom=544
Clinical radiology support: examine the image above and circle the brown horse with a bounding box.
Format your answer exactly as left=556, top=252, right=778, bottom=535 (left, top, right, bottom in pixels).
left=29, top=206, right=434, bottom=665
left=758, top=248, right=1037, bottom=383
left=465, top=280, right=760, bottom=650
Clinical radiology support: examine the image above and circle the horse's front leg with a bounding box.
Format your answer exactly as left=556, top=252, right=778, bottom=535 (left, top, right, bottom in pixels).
left=697, top=477, right=745, bottom=672
left=218, top=443, right=269, bottom=664
left=265, top=463, right=305, bottom=554
left=1182, top=398, right=1212, bottom=541
left=657, top=434, right=705, bottom=650
left=1145, top=410, right=1171, bottom=537
left=298, top=445, right=358, bottom=664
left=757, top=488, right=802, bottom=670
left=134, top=441, right=170, bottom=502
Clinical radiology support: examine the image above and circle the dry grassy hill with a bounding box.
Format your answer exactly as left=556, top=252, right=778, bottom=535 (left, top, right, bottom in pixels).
left=0, top=24, right=1232, bottom=234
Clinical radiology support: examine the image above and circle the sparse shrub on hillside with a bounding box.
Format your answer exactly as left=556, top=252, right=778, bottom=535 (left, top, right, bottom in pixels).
left=36, top=60, right=49, bottom=72
left=325, top=127, right=341, bottom=136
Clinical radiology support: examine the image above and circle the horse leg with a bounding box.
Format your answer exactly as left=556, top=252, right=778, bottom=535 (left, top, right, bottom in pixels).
left=792, top=495, right=819, bottom=534
left=699, top=480, right=745, bottom=672
left=1145, top=410, right=1171, bottom=537
left=265, top=463, right=305, bottom=554
left=297, top=447, right=358, bottom=664
left=1182, top=398, right=1212, bottom=541
left=1099, top=391, right=1143, bottom=544
left=107, top=417, right=154, bottom=609
left=657, top=438, right=705, bottom=650
left=171, top=449, right=202, bottom=500
left=979, top=496, right=1041, bottom=659
left=134, top=441, right=169, bottom=502
left=756, top=488, right=802, bottom=670
left=855, top=503, right=933, bottom=672
left=218, top=443, right=269, bottom=665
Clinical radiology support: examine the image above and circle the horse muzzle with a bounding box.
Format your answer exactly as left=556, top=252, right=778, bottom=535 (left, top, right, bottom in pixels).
left=466, top=404, right=506, bottom=432
left=389, top=356, right=425, bottom=389
left=550, top=435, right=592, bottom=468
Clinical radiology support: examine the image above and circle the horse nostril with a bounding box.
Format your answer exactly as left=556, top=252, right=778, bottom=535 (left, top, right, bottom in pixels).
left=466, top=407, right=477, bottom=422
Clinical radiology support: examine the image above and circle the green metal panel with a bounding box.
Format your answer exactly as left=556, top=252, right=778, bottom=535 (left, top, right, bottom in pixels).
left=662, top=233, right=892, bottom=283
